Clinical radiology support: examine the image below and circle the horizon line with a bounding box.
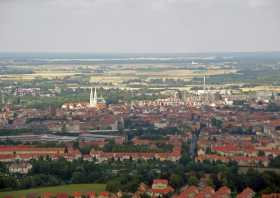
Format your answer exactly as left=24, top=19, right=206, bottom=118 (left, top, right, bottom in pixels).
left=0, top=50, right=280, bottom=55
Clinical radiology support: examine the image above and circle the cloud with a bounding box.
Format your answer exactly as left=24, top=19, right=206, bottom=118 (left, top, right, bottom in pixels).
left=0, top=0, right=279, bottom=52
left=248, top=0, right=275, bottom=8
left=151, top=0, right=167, bottom=11
left=45, top=0, right=96, bottom=9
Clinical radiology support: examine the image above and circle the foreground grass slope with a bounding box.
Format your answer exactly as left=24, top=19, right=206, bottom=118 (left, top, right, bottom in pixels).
left=0, top=183, right=106, bottom=198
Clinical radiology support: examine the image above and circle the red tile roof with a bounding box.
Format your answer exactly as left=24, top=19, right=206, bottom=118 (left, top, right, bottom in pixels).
left=99, top=191, right=109, bottom=197
left=262, top=193, right=280, bottom=198
left=176, top=186, right=199, bottom=198
left=237, top=187, right=255, bottom=198
left=212, top=145, right=238, bottom=153
left=150, top=187, right=173, bottom=194
left=214, top=186, right=231, bottom=198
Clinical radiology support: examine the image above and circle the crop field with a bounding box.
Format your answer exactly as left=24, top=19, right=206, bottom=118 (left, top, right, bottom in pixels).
left=241, top=86, right=280, bottom=92
left=0, top=72, right=80, bottom=81
left=90, top=68, right=237, bottom=84
left=0, top=63, right=237, bottom=87
left=108, top=68, right=236, bottom=76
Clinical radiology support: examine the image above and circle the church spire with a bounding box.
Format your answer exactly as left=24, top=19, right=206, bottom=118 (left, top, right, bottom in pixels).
left=93, top=87, right=97, bottom=107
left=203, top=75, right=206, bottom=91
left=89, top=87, right=97, bottom=108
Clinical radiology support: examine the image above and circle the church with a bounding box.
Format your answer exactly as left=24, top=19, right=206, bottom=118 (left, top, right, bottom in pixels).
left=89, top=87, right=106, bottom=109
left=62, top=88, right=106, bottom=110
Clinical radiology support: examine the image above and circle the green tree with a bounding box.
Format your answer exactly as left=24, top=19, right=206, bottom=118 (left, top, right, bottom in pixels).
left=211, top=117, right=223, bottom=128
left=106, top=179, right=122, bottom=192
left=170, top=173, right=183, bottom=189
left=71, top=171, right=84, bottom=183
left=187, top=175, right=198, bottom=186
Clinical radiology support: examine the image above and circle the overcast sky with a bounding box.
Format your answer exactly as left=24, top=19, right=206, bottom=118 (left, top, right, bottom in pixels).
left=0, top=0, right=279, bottom=53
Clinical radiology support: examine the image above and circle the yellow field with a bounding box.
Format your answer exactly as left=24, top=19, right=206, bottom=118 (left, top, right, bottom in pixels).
left=0, top=72, right=80, bottom=81
left=90, top=75, right=136, bottom=84
left=241, top=86, right=280, bottom=92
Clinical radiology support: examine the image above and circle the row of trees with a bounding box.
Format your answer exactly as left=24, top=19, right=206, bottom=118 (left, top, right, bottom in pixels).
left=1, top=149, right=280, bottom=194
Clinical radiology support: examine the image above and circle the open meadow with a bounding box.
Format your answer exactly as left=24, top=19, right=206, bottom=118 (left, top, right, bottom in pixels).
left=0, top=184, right=106, bottom=198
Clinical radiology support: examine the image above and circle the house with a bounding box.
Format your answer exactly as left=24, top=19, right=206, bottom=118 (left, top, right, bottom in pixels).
left=0, top=154, right=14, bottom=162
left=83, top=154, right=93, bottom=161
left=87, top=192, right=96, bottom=198
left=99, top=192, right=110, bottom=198
left=56, top=192, right=68, bottom=198
left=262, top=193, right=280, bottom=198
left=199, top=186, right=215, bottom=198
left=0, top=145, right=65, bottom=155
left=148, top=179, right=174, bottom=197
left=73, top=192, right=82, bottom=198
left=132, top=183, right=149, bottom=198
left=237, top=187, right=255, bottom=198
left=175, top=186, right=199, bottom=198
left=90, top=140, right=181, bottom=162
left=138, top=182, right=149, bottom=193
left=8, top=162, right=32, bottom=174
left=214, top=186, right=231, bottom=198
left=42, top=192, right=52, bottom=198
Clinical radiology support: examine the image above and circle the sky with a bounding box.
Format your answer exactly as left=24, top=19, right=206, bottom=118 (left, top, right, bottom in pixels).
left=0, top=0, right=279, bottom=53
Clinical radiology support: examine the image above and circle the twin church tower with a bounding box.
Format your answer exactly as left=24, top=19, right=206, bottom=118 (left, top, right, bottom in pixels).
left=61, top=87, right=106, bottom=110
left=89, top=87, right=106, bottom=109
left=89, top=87, right=97, bottom=108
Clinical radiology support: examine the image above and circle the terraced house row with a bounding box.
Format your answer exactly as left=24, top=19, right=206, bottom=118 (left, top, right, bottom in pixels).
left=0, top=143, right=182, bottom=163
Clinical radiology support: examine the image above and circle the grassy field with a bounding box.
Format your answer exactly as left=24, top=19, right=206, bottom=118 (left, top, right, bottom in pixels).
left=0, top=183, right=106, bottom=198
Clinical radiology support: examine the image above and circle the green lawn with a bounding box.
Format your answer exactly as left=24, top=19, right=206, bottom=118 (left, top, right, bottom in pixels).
left=0, top=183, right=106, bottom=198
